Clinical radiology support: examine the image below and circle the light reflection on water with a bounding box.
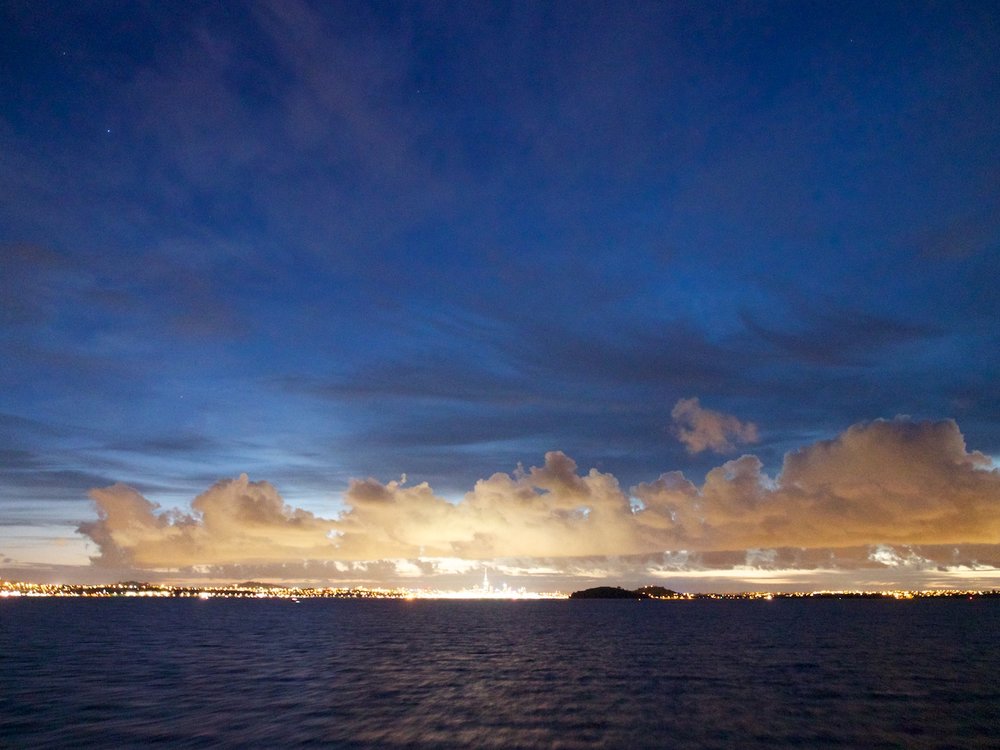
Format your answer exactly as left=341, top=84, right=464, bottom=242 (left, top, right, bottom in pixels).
left=1, top=598, right=998, bottom=748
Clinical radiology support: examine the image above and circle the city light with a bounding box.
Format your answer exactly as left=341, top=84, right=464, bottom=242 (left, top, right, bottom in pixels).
left=1, top=577, right=997, bottom=601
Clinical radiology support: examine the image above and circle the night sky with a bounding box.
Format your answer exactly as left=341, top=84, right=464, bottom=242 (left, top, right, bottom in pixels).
left=2, top=1, right=998, bottom=590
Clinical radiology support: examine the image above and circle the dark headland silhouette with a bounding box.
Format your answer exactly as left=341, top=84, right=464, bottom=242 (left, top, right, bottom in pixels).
left=569, top=586, right=680, bottom=599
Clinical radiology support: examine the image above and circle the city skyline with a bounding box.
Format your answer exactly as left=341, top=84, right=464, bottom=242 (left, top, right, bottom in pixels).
left=2, top=2, right=998, bottom=591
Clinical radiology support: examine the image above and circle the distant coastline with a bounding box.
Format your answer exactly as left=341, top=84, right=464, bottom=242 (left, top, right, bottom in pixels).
left=569, top=585, right=1000, bottom=600
left=2, top=579, right=999, bottom=600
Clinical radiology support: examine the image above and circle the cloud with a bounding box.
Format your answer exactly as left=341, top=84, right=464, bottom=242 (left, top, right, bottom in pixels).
left=79, top=474, right=339, bottom=568
left=670, top=397, right=759, bottom=454
left=79, top=418, right=1000, bottom=582
left=740, top=300, right=937, bottom=367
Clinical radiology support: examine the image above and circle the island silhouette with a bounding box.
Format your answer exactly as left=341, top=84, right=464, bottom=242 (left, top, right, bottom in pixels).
left=569, top=586, right=680, bottom=599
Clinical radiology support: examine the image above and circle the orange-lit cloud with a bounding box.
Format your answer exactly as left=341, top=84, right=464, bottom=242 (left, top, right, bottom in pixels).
left=671, top=397, right=759, bottom=454
left=79, top=476, right=339, bottom=568
left=79, top=418, right=999, bottom=579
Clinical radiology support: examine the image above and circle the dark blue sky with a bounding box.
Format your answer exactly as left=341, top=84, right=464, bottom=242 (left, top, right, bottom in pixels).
left=2, top=1, right=998, bottom=584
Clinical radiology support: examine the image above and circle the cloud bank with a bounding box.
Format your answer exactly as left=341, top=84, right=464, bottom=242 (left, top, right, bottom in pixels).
left=79, top=418, right=999, bottom=581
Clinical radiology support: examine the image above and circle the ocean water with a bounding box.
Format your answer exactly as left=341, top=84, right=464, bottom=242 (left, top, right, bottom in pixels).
left=1, top=598, right=998, bottom=749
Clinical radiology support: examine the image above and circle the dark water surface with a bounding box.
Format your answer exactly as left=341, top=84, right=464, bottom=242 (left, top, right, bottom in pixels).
left=1, top=598, right=998, bottom=748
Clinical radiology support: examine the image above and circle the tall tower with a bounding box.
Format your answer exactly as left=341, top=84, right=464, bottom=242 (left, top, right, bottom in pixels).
left=482, top=567, right=490, bottom=592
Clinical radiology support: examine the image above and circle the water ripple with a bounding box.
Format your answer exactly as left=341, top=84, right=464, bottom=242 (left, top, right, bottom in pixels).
left=1, top=598, right=998, bottom=748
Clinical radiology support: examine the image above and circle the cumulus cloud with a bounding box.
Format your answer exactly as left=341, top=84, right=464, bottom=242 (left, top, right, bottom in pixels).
left=79, top=418, right=1000, bottom=583
left=79, top=474, right=339, bottom=568
left=671, top=397, right=759, bottom=454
